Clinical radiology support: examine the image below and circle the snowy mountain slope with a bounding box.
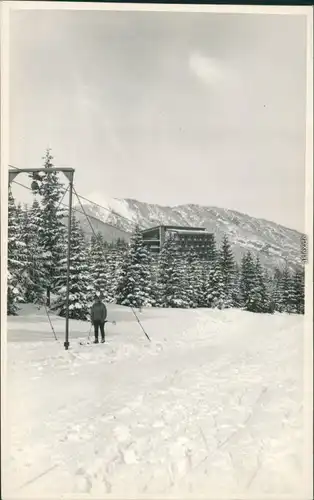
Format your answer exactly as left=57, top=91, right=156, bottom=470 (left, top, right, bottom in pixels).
left=75, top=193, right=303, bottom=271
left=4, top=305, right=307, bottom=498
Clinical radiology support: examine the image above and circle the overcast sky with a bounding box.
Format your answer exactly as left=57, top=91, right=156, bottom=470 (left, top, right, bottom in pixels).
left=8, top=7, right=308, bottom=231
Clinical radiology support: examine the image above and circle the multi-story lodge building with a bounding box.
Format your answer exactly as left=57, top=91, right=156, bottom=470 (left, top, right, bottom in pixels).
left=141, top=225, right=214, bottom=259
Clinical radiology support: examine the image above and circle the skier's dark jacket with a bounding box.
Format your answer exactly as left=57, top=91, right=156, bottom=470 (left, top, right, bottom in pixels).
left=91, top=302, right=107, bottom=323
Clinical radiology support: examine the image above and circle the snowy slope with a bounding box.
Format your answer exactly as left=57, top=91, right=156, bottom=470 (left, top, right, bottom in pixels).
left=3, top=305, right=308, bottom=499
left=75, top=193, right=303, bottom=271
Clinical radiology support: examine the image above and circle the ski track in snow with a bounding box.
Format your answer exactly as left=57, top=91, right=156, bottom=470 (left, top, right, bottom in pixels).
left=3, top=306, right=306, bottom=499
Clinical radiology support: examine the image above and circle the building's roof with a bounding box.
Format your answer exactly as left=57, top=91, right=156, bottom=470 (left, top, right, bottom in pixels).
left=141, top=225, right=206, bottom=233
left=169, top=229, right=211, bottom=235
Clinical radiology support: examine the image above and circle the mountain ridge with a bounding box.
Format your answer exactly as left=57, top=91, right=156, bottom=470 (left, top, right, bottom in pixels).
left=74, top=193, right=303, bottom=272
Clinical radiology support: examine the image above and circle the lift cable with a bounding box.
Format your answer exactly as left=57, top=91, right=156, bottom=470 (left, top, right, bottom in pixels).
left=8, top=165, right=151, bottom=343
left=8, top=164, right=138, bottom=230
left=72, top=184, right=151, bottom=342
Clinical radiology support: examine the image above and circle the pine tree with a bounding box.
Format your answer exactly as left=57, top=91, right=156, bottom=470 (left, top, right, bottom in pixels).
left=7, top=191, right=24, bottom=314
left=262, top=267, right=276, bottom=313
left=252, top=257, right=270, bottom=313
left=240, top=253, right=274, bottom=313
left=89, top=232, right=111, bottom=301
left=116, top=226, right=153, bottom=307
left=31, top=149, right=67, bottom=306
left=231, top=262, right=242, bottom=308
left=156, top=233, right=189, bottom=308
left=14, top=203, right=31, bottom=302
left=272, top=267, right=284, bottom=312
left=293, top=265, right=305, bottom=314
left=149, top=252, right=160, bottom=306
left=270, top=264, right=302, bottom=314
left=280, top=263, right=296, bottom=313
left=105, top=247, right=121, bottom=302
left=55, top=216, right=93, bottom=320
left=240, top=251, right=258, bottom=312
left=21, top=200, right=46, bottom=304
left=197, top=260, right=211, bottom=308
left=107, top=239, right=129, bottom=302
left=185, top=250, right=204, bottom=307
left=219, top=234, right=236, bottom=308
left=206, top=260, right=225, bottom=309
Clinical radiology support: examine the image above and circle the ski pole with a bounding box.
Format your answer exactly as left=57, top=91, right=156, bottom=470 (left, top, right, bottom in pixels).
left=43, top=304, right=59, bottom=342
left=130, top=306, right=151, bottom=342
left=87, top=323, right=92, bottom=342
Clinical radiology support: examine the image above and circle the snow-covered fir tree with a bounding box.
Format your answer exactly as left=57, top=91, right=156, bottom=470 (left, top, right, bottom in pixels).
left=99, top=248, right=116, bottom=303
left=185, top=250, right=204, bottom=307
left=205, top=260, right=225, bottom=309
left=279, top=263, right=297, bottom=313
left=231, top=262, right=242, bottom=308
left=293, top=265, right=305, bottom=314
left=272, top=262, right=305, bottom=314
left=95, top=238, right=129, bottom=303
left=240, top=252, right=271, bottom=313
left=55, top=216, right=93, bottom=320
left=197, top=260, right=211, bottom=308
left=110, top=239, right=129, bottom=302
left=14, top=202, right=32, bottom=301
left=262, top=267, right=276, bottom=314
left=89, top=232, right=111, bottom=301
left=252, top=257, right=270, bottom=313
left=219, top=234, right=236, bottom=307
left=116, top=226, right=153, bottom=308
left=31, top=149, right=67, bottom=306
left=7, top=191, right=25, bottom=314
left=148, top=252, right=160, bottom=306
left=240, top=251, right=258, bottom=312
left=21, top=200, right=46, bottom=304
left=272, top=267, right=284, bottom=312
left=156, top=233, right=189, bottom=308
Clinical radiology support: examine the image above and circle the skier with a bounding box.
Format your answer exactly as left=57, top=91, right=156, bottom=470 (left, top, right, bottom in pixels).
left=90, top=295, right=107, bottom=343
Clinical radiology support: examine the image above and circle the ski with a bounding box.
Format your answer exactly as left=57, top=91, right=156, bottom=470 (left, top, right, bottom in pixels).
left=79, top=340, right=106, bottom=346
left=78, top=319, right=115, bottom=346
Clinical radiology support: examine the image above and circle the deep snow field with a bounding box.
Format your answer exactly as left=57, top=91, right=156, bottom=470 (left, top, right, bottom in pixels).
left=2, top=304, right=311, bottom=499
